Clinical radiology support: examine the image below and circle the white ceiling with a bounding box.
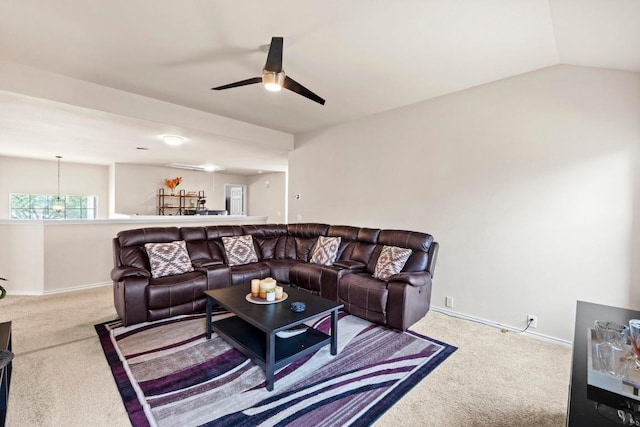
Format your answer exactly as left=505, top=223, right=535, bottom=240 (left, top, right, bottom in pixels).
left=0, top=0, right=638, bottom=173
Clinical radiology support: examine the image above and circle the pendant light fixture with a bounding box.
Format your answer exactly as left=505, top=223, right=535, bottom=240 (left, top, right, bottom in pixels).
left=52, top=155, right=65, bottom=213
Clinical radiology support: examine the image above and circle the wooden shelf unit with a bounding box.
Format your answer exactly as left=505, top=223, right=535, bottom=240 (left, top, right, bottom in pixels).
left=157, top=189, right=205, bottom=215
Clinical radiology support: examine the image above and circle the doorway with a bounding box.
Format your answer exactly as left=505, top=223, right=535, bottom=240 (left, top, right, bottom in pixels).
left=224, top=184, right=246, bottom=215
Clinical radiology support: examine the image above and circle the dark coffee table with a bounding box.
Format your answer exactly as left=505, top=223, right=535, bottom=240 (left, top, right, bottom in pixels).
left=204, top=284, right=343, bottom=391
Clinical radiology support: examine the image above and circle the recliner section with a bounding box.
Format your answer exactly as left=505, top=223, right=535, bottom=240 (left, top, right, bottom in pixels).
left=111, top=223, right=438, bottom=331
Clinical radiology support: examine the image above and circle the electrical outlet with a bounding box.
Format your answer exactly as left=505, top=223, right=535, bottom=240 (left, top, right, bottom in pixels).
left=527, top=314, right=538, bottom=329
left=445, top=296, right=454, bottom=308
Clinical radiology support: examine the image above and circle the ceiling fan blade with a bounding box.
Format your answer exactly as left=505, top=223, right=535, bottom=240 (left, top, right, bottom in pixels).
left=283, top=76, right=326, bottom=105
left=264, top=37, right=284, bottom=72
left=212, top=77, right=262, bottom=90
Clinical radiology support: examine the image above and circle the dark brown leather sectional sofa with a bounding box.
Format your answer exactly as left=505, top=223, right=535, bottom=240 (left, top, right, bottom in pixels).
left=111, top=223, right=439, bottom=331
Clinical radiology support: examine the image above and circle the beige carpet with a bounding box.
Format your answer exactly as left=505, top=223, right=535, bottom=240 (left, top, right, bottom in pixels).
left=0, top=286, right=572, bottom=426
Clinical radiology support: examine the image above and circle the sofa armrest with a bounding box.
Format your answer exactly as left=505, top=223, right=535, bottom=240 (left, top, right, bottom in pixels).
left=191, top=258, right=224, bottom=269
left=113, top=275, right=149, bottom=326
left=333, top=260, right=366, bottom=271
left=386, top=278, right=432, bottom=331
left=194, top=265, right=232, bottom=290
left=110, top=266, right=150, bottom=282
left=388, top=272, right=432, bottom=287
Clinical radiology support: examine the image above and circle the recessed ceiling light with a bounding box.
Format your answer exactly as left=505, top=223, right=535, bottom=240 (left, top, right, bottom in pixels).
left=257, top=170, right=263, bottom=174
left=162, top=135, right=185, bottom=146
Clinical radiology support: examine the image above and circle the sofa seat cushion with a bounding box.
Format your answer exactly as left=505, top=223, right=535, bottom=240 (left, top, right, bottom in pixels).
left=289, top=263, right=326, bottom=293
left=290, top=263, right=344, bottom=301
left=338, top=273, right=388, bottom=325
left=229, top=262, right=271, bottom=286
left=148, top=299, right=207, bottom=323
left=265, top=259, right=304, bottom=284
left=147, top=271, right=207, bottom=309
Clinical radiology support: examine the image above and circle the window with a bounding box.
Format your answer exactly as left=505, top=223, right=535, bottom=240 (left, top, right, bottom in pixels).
left=10, top=194, right=98, bottom=220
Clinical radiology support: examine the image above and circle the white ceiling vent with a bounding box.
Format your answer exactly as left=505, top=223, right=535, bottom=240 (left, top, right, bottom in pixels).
left=165, top=163, right=224, bottom=172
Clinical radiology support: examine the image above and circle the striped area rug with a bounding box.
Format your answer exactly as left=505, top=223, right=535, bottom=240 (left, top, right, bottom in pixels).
left=96, top=311, right=456, bottom=427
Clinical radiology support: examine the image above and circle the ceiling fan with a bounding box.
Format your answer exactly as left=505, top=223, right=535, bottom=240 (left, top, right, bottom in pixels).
left=211, top=37, right=325, bottom=106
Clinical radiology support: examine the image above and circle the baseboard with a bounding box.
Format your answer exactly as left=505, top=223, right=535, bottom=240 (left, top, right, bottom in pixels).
left=3, top=290, right=43, bottom=296
left=431, top=305, right=572, bottom=346
left=43, top=281, right=112, bottom=295
left=6, top=281, right=111, bottom=296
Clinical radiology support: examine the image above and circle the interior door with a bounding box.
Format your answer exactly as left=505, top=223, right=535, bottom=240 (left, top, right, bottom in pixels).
left=230, top=186, right=243, bottom=215
left=226, top=185, right=245, bottom=215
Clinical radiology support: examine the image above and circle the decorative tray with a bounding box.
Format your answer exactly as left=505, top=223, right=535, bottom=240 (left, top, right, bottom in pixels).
left=587, top=328, right=640, bottom=400
left=276, top=324, right=308, bottom=339
left=245, top=293, right=288, bottom=305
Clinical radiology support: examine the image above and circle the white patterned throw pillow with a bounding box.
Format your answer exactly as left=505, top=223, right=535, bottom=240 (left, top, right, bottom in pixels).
left=310, top=236, right=341, bottom=266
left=144, top=240, right=194, bottom=279
left=373, top=245, right=412, bottom=281
left=222, top=235, right=259, bottom=266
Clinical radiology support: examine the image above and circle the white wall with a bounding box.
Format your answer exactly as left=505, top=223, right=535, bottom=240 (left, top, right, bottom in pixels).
left=0, top=156, right=109, bottom=218
left=113, top=163, right=216, bottom=215
left=211, top=172, right=248, bottom=212
left=289, top=65, right=640, bottom=342
left=0, top=222, right=44, bottom=294
left=0, top=157, right=286, bottom=220
left=112, top=166, right=288, bottom=218
left=0, top=216, right=268, bottom=294
left=247, top=172, right=287, bottom=223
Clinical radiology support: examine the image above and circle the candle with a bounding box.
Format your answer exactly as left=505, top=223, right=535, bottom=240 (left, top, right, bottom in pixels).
left=259, top=278, right=276, bottom=299
left=266, top=290, right=275, bottom=302
left=260, top=278, right=276, bottom=288
left=251, top=279, right=260, bottom=297
left=275, top=286, right=284, bottom=300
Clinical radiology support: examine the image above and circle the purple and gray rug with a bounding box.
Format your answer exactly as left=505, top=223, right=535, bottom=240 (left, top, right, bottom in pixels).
left=95, top=311, right=456, bottom=427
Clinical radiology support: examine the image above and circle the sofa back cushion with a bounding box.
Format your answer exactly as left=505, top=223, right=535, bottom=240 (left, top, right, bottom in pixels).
left=179, top=227, right=216, bottom=265
left=373, top=230, right=434, bottom=273
left=349, top=228, right=381, bottom=265
left=285, top=223, right=329, bottom=261
left=296, top=237, right=317, bottom=261
left=117, top=227, right=181, bottom=270
left=378, top=230, right=433, bottom=251
left=327, top=225, right=359, bottom=259
left=242, top=224, right=288, bottom=260
left=287, top=223, right=330, bottom=238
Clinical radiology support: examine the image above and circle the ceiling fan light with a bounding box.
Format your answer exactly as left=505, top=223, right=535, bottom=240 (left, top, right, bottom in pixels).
left=264, top=83, right=282, bottom=92
left=162, top=135, right=184, bottom=146
left=262, top=71, right=284, bottom=92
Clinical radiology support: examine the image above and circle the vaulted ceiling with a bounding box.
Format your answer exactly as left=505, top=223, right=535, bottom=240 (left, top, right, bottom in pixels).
left=0, top=0, right=638, bottom=173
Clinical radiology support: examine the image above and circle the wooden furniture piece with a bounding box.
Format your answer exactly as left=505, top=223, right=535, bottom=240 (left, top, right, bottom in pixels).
left=0, top=322, right=12, bottom=427
left=567, top=301, right=640, bottom=426
left=205, top=285, right=342, bottom=391
left=157, top=189, right=205, bottom=215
